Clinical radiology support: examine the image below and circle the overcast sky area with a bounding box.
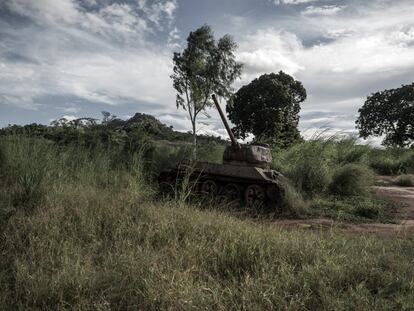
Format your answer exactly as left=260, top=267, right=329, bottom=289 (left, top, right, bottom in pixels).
left=1, top=0, right=413, bottom=143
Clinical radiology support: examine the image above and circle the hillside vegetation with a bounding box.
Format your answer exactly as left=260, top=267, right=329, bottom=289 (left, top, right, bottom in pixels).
left=1, top=136, right=414, bottom=310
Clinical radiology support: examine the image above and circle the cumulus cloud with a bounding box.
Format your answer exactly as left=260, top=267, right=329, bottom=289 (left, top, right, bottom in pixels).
left=0, top=0, right=178, bottom=112
left=236, top=30, right=304, bottom=85
left=233, top=0, right=414, bottom=141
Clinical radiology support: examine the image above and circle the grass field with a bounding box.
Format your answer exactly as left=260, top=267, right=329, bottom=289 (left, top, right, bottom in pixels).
left=1, top=137, right=414, bottom=310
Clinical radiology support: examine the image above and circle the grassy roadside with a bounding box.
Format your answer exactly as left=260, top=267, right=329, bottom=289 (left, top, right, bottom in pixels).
left=1, top=137, right=414, bottom=310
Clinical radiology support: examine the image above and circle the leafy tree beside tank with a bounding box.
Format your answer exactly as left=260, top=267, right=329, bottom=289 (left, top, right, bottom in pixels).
left=356, top=83, right=414, bottom=147
left=171, top=25, right=242, bottom=158
left=227, top=71, right=306, bottom=148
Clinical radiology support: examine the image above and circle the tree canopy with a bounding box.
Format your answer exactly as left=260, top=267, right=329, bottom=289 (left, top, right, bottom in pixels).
left=227, top=71, right=306, bottom=148
left=171, top=24, right=242, bottom=157
left=356, top=83, right=414, bottom=147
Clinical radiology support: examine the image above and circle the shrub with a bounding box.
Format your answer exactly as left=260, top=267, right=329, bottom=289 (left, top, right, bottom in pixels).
left=369, top=156, right=402, bottom=175
left=335, top=137, right=369, bottom=165
left=368, top=148, right=414, bottom=175
left=276, top=140, right=334, bottom=197
left=330, top=164, right=374, bottom=196
left=394, top=174, right=414, bottom=187
left=402, top=153, right=414, bottom=174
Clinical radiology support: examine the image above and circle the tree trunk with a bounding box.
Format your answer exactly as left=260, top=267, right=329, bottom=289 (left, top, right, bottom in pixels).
left=192, top=121, right=197, bottom=160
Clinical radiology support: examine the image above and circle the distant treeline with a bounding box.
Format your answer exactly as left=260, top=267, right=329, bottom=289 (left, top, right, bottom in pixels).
left=0, top=112, right=225, bottom=150
left=0, top=112, right=227, bottom=174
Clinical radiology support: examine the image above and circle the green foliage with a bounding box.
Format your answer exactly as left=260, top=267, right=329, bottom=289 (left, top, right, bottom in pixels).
left=0, top=112, right=227, bottom=178
left=149, top=142, right=192, bottom=174
left=335, top=137, right=370, bottom=164
left=403, top=153, right=414, bottom=173
left=1, top=137, right=413, bottom=309
left=330, top=164, right=374, bottom=196
left=227, top=71, right=306, bottom=148
left=171, top=24, right=242, bottom=156
left=356, top=83, right=414, bottom=147
left=273, top=139, right=334, bottom=196
left=309, top=195, right=395, bottom=222
left=271, top=137, right=396, bottom=220
left=0, top=138, right=53, bottom=210
left=277, top=181, right=308, bottom=216
left=368, top=148, right=414, bottom=175
left=394, top=174, right=414, bottom=187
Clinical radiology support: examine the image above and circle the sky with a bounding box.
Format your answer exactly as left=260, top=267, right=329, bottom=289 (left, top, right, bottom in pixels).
left=1, top=0, right=414, bottom=143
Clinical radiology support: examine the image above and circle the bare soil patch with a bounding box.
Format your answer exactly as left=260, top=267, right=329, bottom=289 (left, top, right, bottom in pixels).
left=273, top=186, right=414, bottom=238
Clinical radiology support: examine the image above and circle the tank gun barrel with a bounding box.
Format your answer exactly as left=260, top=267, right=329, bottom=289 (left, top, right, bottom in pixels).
left=212, top=94, right=241, bottom=149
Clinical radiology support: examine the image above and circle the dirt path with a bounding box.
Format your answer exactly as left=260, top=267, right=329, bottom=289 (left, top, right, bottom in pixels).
left=273, top=186, right=414, bottom=238
left=373, top=186, right=414, bottom=220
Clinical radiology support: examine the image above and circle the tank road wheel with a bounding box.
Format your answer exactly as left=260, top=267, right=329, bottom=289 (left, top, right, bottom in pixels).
left=245, top=184, right=266, bottom=209
left=222, top=183, right=242, bottom=203
left=200, top=180, right=218, bottom=196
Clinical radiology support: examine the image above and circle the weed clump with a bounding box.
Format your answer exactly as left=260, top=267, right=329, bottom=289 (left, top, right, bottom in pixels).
left=277, top=180, right=308, bottom=216
left=276, top=140, right=333, bottom=197
left=330, top=164, right=374, bottom=196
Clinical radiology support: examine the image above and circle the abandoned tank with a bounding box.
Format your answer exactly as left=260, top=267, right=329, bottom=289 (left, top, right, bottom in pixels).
left=158, top=94, right=285, bottom=208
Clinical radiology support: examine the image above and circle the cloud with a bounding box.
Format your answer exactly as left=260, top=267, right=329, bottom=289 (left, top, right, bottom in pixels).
left=137, top=0, right=177, bottom=28
left=167, top=27, right=181, bottom=49
left=3, top=0, right=79, bottom=24
left=236, top=30, right=304, bottom=84
left=0, top=0, right=178, bottom=112
left=273, top=0, right=319, bottom=4
left=233, top=0, right=414, bottom=141
left=302, top=5, right=346, bottom=16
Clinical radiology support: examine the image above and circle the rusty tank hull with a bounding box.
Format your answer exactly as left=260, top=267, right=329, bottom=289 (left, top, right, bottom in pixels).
left=157, top=94, right=285, bottom=208
left=158, top=160, right=285, bottom=208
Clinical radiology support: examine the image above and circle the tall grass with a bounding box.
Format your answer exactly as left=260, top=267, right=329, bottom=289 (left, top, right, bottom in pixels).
left=330, top=164, right=374, bottom=197
left=369, top=148, right=414, bottom=175
left=272, top=137, right=397, bottom=220
left=1, top=137, right=414, bottom=309
left=272, top=137, right=374, bottom=197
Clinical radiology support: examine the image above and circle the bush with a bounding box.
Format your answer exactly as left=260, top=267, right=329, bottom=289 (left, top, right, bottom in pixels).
left=394, top=174, right=414, bottom=187
left=369, top=148, right=414, bottom=175
left=370, top=156, right=402, bottom=175
left=275, top=140, right=334, bottom=197
left=335, top=137, right=369, bottom=165
left=402, top=153, right=414, bottom=174
left=330, top=164, right=374, bottom=196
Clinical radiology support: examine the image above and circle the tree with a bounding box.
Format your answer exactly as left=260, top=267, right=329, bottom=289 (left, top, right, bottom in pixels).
left=356, top=83, right=414, bottom=147
left=171, top=25, right=242, bottom=158
left=227, top=71, right=306, bottom=148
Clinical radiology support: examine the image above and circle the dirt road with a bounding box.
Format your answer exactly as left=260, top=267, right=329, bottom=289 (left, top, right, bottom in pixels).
left=274, top=186, right=414, bottom=238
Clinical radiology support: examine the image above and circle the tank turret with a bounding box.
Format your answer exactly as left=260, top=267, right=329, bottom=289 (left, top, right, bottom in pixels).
left=158, top=95, right=284, bottom=210
left=211, top=94, right=272, bottom=169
